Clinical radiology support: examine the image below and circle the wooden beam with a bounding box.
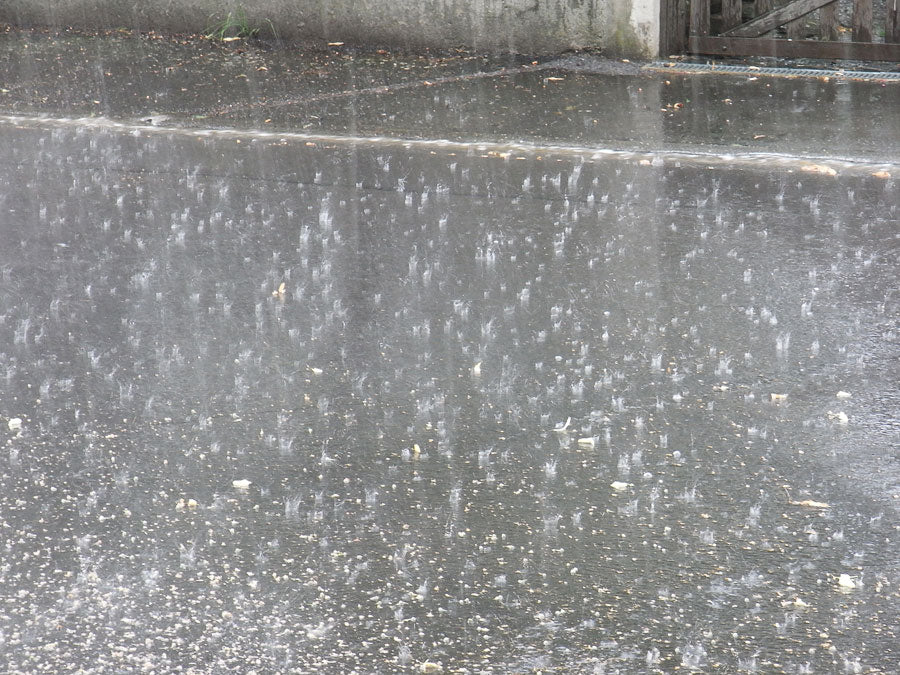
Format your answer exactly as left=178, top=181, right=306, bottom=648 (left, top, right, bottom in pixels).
left=659, top=0, right=689, bottom=55
left=690, top=0, right=710, bottom=37
left=755, top=0, right=774, bottom=21
left=689, top=35, right=900, bottom=60
left=784, top=16, right=806, bottom=40
left=819, top=3, right=839, bottom=41
left=721, top=0, right=743, bottom=32
left=852, top=0, right=873, bottom=42
left=888, top=0, right=900, bottom=43
left=723, top=0, right=836, bottom=37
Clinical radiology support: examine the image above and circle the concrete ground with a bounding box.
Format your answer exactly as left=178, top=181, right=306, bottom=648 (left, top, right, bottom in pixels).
left=1, top=26, right=898, bottom=674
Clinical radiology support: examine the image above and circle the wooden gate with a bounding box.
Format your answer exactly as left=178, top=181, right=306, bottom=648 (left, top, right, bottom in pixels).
left=660, top=0, right=900, bottom=60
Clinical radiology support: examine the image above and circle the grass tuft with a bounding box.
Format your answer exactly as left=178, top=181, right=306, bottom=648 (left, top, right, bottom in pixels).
left=205, top=7, right=276, bottom=41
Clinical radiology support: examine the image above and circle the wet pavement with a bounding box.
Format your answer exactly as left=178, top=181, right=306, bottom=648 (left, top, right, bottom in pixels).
left=1, top=27, right=899, bottom=674
left=1, top=28, right=899, bottom=161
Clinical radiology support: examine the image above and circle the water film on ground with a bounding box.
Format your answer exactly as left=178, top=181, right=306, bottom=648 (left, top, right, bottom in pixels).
left=0, top=115, right=898, bottom=673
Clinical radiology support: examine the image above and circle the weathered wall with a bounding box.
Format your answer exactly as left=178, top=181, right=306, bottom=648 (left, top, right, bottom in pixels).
left=0, top=0, right=660, bottom=58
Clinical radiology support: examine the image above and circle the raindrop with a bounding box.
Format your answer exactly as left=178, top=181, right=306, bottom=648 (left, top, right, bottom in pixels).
left=776, top=332, right=791, bottom=353
left=478, top=447, right=492, bottom=467
left=544, top=514, right=561, bottom=534
left=544, top=459, right=558, bottom=479
left=284, top=494, right=302, bottom=519
left=680, top=642, right=708, bottom=669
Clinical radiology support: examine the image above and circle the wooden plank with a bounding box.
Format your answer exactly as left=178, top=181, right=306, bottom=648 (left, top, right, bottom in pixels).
left=754, top=0, right=775, bottom=37
left=783, top=0, right=810, bottom=40
left=819, top=2, right=839, bottom=41
left=659, top=0, right=689, bottom=55
left=852, top=0, right=873, bottom=42
left=721, top=0, right=743, bottom=31
left=889, top=0, right=900, bottom=43
left=785, top=16, right=806, bottom=39
left=755, top=0, right=774, bottom=19
left=723, top=0, right=835, bottom=36
left=691, top=0, right=711, bottom=37
left=689, top=35, right=900, bottom=60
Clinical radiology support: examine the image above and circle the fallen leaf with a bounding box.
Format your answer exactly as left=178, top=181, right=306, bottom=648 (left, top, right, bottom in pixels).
left=800, top=164, right=837, bottom=176
left=789, top=499, right=830, bottom=508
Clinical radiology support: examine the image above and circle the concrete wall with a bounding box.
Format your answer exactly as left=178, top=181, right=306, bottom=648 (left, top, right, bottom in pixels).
left=0, top=0, right=660, bottom=58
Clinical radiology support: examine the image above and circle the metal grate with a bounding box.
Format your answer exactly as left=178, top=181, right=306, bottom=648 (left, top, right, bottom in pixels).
left=645, top=61, right=900, bottom=81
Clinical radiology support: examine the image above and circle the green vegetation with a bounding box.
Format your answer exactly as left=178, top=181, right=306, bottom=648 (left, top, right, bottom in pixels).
left=204, top=7, right=276, bottom=41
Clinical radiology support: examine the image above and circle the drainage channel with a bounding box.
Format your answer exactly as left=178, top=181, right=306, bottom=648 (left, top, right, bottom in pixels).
left=645, top=61, right=900, bottom=82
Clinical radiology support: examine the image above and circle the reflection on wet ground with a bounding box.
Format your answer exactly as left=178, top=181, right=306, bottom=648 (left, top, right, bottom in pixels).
left=1, top=29, right=898, bottom=162
left=1, top=117, right=897, bottom=672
